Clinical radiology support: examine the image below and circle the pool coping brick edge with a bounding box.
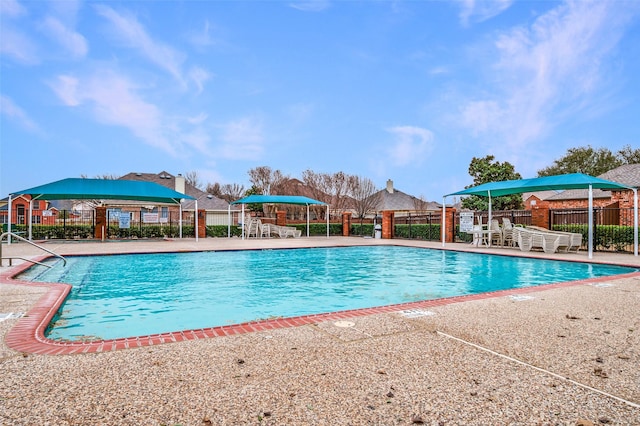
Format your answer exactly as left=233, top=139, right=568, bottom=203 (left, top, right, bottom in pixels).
left=2, top=253, right=639, bottom=355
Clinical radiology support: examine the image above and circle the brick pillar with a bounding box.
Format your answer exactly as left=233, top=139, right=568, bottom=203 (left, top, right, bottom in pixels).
left=94, top=206, right=107, bottom=239
left=276, top=210, right=287, bottom=226
left=382, top=210, right=394, bottom=239
left=442, top=207, right=456, bottom=243
left=342, top=212, right=352, bottom=236
left=198, top=209, right=206, bottom=238
left=531, top=206, right=550, bottom=229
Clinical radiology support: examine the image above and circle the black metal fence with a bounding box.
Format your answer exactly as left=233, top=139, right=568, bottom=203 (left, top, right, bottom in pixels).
left=2, top=209, right=196, bottom=240
left=391, top=208, right=637, bottom=254
left=2, top=206, right=637, bottom=253
left=551, top=207, right=636, bottom=253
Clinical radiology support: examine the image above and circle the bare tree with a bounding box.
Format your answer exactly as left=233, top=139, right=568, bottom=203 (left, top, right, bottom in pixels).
left=206, top=182, right=245, bottom=203
left=302, top=170, right=330, bottom=219
left=413, top=195, right=430, bottom=211
left=206, top=182, right=223, bottom=198
left=248, top=166, right=288, bottom=195
left=328, top=172, right=351, bottom=213
left=221, top=183, right=245, bottom=203
left=349, top=175, right=380, bottom=220
left=81, top=173, right=119, bottom=180
left=184, top=170, right=203, bottom=190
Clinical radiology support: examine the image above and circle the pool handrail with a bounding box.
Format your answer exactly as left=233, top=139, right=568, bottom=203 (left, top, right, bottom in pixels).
left=0, top=231, right=67, bottom=267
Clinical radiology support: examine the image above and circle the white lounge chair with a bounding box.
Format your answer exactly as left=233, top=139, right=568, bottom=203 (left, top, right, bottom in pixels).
left=501, top=218, right=515, bottom=247
left=244, top=218, right=260, bottom=238
left=513, top=227, right=533, bottom=252
left=527, top=226, right=582, bottom=252
left=514, top=227, right=570, bottom=254
left=489, top=219, right=503, bottom=247
left=268, top=224, right=302, bottom=238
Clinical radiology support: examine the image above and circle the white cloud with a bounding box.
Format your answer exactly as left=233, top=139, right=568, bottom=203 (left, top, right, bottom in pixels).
left=180, top=127, right=211, bottom=154
left=289, top=0, right=330, bottom=12
left=0, top=94, right=41, bottom=133
left=50, top=71, right=177, bottom=155
left=0, top=0, right=26, bottom=17
left=94, top=4, right=186, bottom=85
left=458, top=0, right=513, bottom=26
left=48, top=0, right=82, bottom=25
left=187, top=112, right=208, bottom=125
left=219, top=117, right=265, bottom=160
left=386, top=126, right=434, bottom=166
left=50, top=75, right=81, bottom=106
left=0, top=25, right=38, bottom=64
left=429, top=66, right=449, bottom=76
left=41, top=16, right=88, bottom=58
left=188, top=66, right=211, bottom=94
left=458, top=1, right=639, bottom=152
left=188, top=20, right=218, bottom=48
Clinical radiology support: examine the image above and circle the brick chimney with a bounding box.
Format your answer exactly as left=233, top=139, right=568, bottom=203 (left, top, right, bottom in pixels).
left=175, top=174, right=186, bottom=194
left=386, top=179, right=394, bottom=194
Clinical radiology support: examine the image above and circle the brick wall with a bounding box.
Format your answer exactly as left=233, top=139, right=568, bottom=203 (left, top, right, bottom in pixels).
left=342, top=212, right=351, bottom=236
left=382, top=210, right=394, bottom=239
left=443, top=207, right=456, bottom=243
left=94, top=206, right=107, bottom=239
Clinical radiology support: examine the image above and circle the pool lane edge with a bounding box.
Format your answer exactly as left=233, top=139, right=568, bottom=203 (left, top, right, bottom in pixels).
left=3, top=253, right=639, bottom=356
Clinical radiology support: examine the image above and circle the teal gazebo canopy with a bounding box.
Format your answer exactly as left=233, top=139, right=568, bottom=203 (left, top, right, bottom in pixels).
left=443, top=173, right=638, bottom=258
left=229, top=195, right=328, bottom=238
left=6, top=178, right=196, bottom=242
left=12, top=178, right=194, bottom=204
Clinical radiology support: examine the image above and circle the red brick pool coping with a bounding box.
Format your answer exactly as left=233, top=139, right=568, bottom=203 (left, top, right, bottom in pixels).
left=3, top=254, right=639, bottom=355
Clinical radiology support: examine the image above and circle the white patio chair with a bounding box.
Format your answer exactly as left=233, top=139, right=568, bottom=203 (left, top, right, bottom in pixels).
left=501, top=218, right=515, bottom=247
left=489, top=219, right=503, bottom=247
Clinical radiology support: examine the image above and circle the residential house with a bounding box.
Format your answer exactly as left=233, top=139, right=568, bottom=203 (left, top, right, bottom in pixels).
left=533, top=164, right=640, bottom=227
left=0, top=194, right=59, bottom=226
left=373, top=179, right=441, bottom=216
left=522, top=190, right=563, bottom=210
left=118, top=171, right=236, bottom=226
left=544, top=164, right=640, bottom=207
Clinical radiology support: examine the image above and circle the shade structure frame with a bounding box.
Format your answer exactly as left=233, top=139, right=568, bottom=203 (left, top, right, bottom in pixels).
left=442, top=173, right=637, bottom=258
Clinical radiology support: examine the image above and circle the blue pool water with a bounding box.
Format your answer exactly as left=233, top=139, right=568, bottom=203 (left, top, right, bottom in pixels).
left=18, top=246, right=636, bottom=341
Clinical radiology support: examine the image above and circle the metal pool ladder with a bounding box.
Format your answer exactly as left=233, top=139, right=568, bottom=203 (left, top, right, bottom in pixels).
left=0, top=232, right=67, bottom=268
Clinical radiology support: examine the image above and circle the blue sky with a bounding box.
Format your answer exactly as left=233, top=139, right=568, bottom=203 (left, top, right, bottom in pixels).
left=2, top=0, right=639, bottom=202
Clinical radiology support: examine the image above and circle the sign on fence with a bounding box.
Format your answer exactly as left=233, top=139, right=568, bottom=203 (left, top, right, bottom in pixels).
left=118, top=213, right=131, bottom=229
left=459, top=212, right=474, bottom=233
left=143, top=213, right=159, bottom=223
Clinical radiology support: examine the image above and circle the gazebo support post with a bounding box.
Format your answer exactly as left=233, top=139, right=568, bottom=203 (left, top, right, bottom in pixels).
left=634, top=188, right=638, bottom=257
left=195, top=200, right=199, bottom=242
left=588, top=184, right=593, bottom=259
left=441, top=197, right=446, bottom=247
left=326, top=204, right=329, bottom=238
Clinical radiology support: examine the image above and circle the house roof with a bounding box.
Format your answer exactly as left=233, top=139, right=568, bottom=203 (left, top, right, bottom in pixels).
left=119, top=171, right=232, bottom=211
left=522, top=190, right=561, bottom=202
left=546, top=164, right=640, bottom=201
left=374, top=181, right=441, bottom=211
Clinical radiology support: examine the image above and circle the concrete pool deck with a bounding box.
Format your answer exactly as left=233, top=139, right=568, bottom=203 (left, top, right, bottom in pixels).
left=1, top=237, right=639, bottom=424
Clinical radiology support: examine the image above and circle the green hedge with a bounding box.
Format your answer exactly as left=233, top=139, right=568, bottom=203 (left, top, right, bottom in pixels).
left=394, top=224, right=442, bottom=240
left=207, top=225, right=242, bottom=237
left=6, top=224, right=195, bottom=240
left=21, top=224, right=93, bottom=240
left=351, top=223, right=375, bottom=237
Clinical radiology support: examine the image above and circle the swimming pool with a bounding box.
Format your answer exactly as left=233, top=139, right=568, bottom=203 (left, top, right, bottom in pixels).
left=19, top=246, right=637, bottom=341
